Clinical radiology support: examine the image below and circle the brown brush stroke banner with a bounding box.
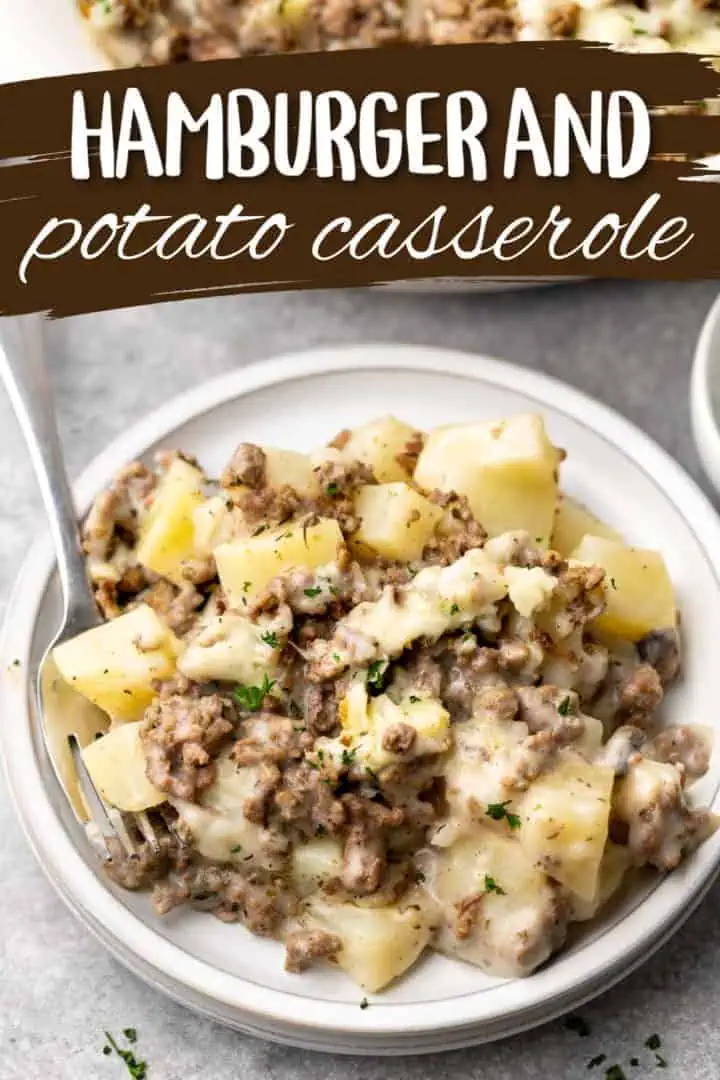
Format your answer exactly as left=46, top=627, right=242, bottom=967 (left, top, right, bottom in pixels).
left=1, top=40, right=720, bottom=316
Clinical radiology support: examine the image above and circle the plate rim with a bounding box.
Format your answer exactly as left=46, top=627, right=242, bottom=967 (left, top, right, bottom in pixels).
left=3, top=342, right=720, bottom=1045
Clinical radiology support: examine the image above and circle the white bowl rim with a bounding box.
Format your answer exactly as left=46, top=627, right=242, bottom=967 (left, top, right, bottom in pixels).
left=4, top=342, right=720, bottom=1042
left=691, top=293, right=720, bottom=498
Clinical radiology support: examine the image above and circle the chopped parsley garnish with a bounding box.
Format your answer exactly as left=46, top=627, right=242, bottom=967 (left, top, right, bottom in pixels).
left=304, top=586, right=322, bottom=598
left=588, top=1055, right=607, bottom=1070
left=408, top=695, right=421, bottom=704
left=365, top=766, right=380, bottom=786
left=230, top=844, right=243, bottom=854
left=261, top=630, right=279, bottom=648
left=123, top=1029, right=138, bottom=1044
left=610, top=577, right=617, bottom=590
left=449, top=603, right=460, bottom=615
left=233, top=674, right=276, bottom=712
left=630, top=1059, right=640, bottom=1068
left=485, top=800, right=521, bottom=829
left=366, top=659, right=389, bottom=695
left=359, top=997, right=369, bottom=1010
left=103, top=1032, right=147, bottom=1080
left=341, top=747, right=357, bottom=768
left=564, top=1015, right=591, bottom=1037
left=483, top=874, right=506, bottom=895
left=654, top=1056, right=667, bottom=1069
left=558, top=696, right=573, bottom=716
left=326, top=482, right=339, bottom=496
left=604, top=1067, right=627, bottom=1080
left=242, top=580, right=252, bottom=593
left=252, top=524, right=267, bottom=536
left=645, top=1035, right=661, bottom=1051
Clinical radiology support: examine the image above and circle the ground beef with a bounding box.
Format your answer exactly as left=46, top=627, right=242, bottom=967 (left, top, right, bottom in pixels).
left=310, top=0, right=405, bottom=45
left=142, top=692, right=236, bottom=801
left=442, top=642, right=504, bottom=719
left=285, top=928, right=342, bottom=972
left=304, top=683, right=340, bottom=736
left=340, top=794, right=404, bottom=895
left=141, top=578, right=206, bottom=635
left=550, top=563, right=607, bottom=638
left=382, top=721, right=417, bottom=755
left=104, top=832, right=180, bottom=891
left=273, top=760, right=347, bottom=836
left=648, top=725, right=712, bottom=781
left=82, top=461, right=156, bottom=559
left=402, top=645, right=444, bottom=698
left=637, top=628, right=681, bottom=686
left=221, top=443, right=267, bottom=488
left=616, top=760, right=716, bottom=871
left=516, top=685, right=584, bottom=741
left=231, top=713, right=310, bottom=766
left=618, top=663, right=664, bottom=728
left=422, top=0, right=517, bottom=43
left=313, top=459, right=376, bottom=534
left=153, top=863, right=288, bottom=934
left=422, top=491, right=487, bottom=566
left=243, top=762, right=283, bottom=824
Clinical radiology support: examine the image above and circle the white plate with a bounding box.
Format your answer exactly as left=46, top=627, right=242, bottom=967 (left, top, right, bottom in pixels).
left=3, top=345, right=720, bottom=1054
left=691, top=293, right=720, bottom=498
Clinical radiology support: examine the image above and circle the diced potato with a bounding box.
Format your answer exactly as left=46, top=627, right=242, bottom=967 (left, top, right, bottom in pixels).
left=353, top=483, right=443, bottom=561
left=178, top=612, right=277, bottom=684
left=265, top=448, right=319, bottom=497
left=518, top=756, right=614, bottom=902
left=571, top=535, right=676, bottom=641
left=342, top=416, right=421, bottom=483
left=428, top=830, right=561, bottom=977
left=53, top=604, right=179, bottom=721
left=136, top=458, right=205, bottom=585
left=172, top=753, right=283, bottom=870
left=82, top=721, right=165, bottom=812
left=338, top=678, right=371, bottom=737
left=304, top=895, right=433, bottom=991
left=551, top=495, right=622, bottom=558
left=414, top=414, right=560, bottom=547
left=569, top=841, right=632, bottom=921
left=215, top=517, right=344, bottom=607
left=292, top=837, right=344, bottom=896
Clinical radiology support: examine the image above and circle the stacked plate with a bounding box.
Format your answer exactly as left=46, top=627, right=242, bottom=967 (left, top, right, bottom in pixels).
left=3, top=345, right=720, bottom=1053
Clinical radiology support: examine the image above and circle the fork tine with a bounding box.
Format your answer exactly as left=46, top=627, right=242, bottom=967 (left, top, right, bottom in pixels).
left=67, top=734, right=133, bottom=859
left=135, top=811, right=161, bottom=853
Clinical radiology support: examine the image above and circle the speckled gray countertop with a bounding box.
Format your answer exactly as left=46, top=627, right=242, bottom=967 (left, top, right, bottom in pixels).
left=2, top=280, right=720, bottom=1080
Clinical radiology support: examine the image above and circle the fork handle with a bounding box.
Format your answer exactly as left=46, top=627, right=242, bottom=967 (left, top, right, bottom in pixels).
left=0, top=315, right=99, bottom=636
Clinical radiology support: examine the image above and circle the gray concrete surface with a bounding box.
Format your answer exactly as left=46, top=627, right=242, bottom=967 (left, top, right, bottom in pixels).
left=1, top=280, right=719, bottom=1080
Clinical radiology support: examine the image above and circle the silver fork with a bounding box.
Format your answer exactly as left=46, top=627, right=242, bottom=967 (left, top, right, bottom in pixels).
left=0, top=314, right=158, bottom=859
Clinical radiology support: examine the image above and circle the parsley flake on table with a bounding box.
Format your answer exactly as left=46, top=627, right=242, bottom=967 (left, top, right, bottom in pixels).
left=485, top=800, right=521, bottom=829
left=564, top=1014, right=591, bottom=1037
left=645, top=1035, right=662, bottom=1051
left=103, top=1032, right=148, bottom=1080
left=587, top=1055, right=607, bottom=1070
left=604, top=1067, right=627, bottom=1080
left=233, top=674, right=276, bottom=712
